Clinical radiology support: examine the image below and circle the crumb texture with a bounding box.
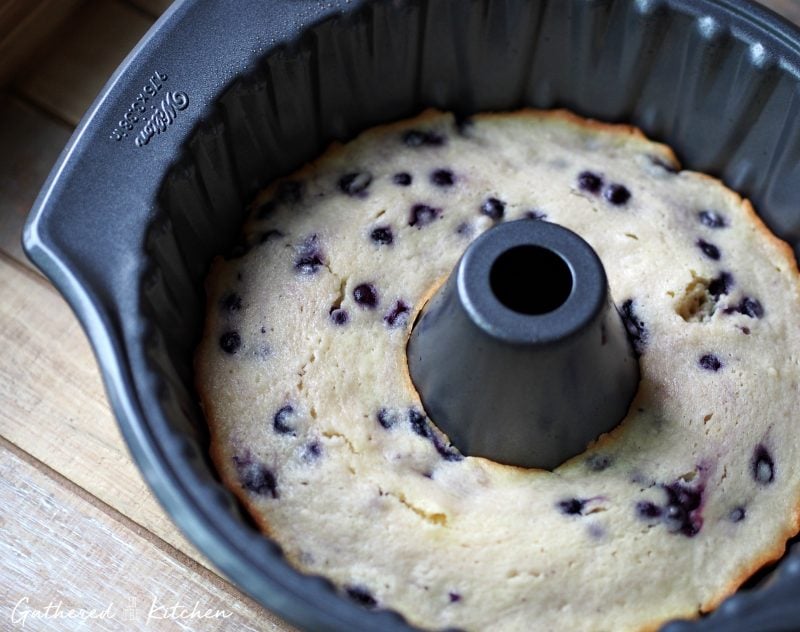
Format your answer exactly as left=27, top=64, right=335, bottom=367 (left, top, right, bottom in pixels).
left=195, top=110, right=800, bottom=632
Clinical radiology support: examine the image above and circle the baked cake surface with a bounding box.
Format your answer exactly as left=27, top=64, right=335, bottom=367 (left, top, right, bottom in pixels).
left=195, top=110, right=800, bottom=632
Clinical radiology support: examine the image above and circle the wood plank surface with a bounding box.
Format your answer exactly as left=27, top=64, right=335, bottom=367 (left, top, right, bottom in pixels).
left=129, top=0, right=175, bottom=19
left=16, top=0, right=153, bottom=126
left=0, top=95, right=71, bottom=269
left=759, top=0, right=800, bottom=24
left=0, top=436, right=291, bottom=632
left=0, top=252, right=227, bottom=576
left=0, top=0, right=84, bottom=88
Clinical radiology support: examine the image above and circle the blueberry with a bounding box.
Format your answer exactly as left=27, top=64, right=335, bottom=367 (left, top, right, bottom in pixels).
left=304, top=441, right=322, bottom=461
left=456, top=222, right=473, bottom=237
left=636, top=479, right=703, bottom=536
left=221, top=292, right=242, bottom=313
left=233, top=456, right=278, bottom=498
left=588, top=524, right=606, bottom=540
left=295, top=254, right=324, bottom=274
left=697, top=239, right=721, bottom=260
left=699, top=210, right=727, bottom=229
left=664, top=504, right=690, bottom=534
left=708, top=272, right=733, bottom=298
left=393, top=172, right=412, bottom=186
left=294, top=234, right=326, bottom=274
left=273, top=405, right=295, bottom=435
left=330, top=308, right=349, bottom=325
left=402, top=129, right=445, bottom=147
left=405, top=408, right=462, bottom=460
left=699, top=354, right=722, bottom=371
left=377, top=408, right=400, bottom=429
left=664, top=482, right=701, bottom=512
left=480, top=197, right=505, bottom=220
left=729, top=506, right=746, bottom=523
left=724, top=296, right=765, bottom=319
left=449, top=592, right=462, bottom=603
left=620, top=300, right=647, bottom=357
left=557, top=498, right=586, bottom=516
left=431, top=433, right=464, bottom=462
left=751, top=445, right=775, bottom=485
left=219, top=331, right=241, bottom=354
left=738, top=297, right=764, bottom=319
left=577, top=171, right=603, bottom=194
left=244, top=466, right=278, bottom=497
left=681, top=517, right=702, bottom=538
left=338, top=172, right=373, bottom=197
left=409, top=408, right=431, bottom=438
left=604, top=183, right=631, bottom=206
left=663, top=481, right=703, bottom=537
left=345, top=586, right=377, bottom=609
left=370, top=226, right=393, bottom=245
left=524, top=210, right=547, bottom=221
left=636, top=501, right=662, bottom=519
left=384, top=300, right=410, bottom=328
left=649, top=155, right=679, bottom=174
left=353, top=283, right=379, bottom=309
left=431, top=169, right=455, bottom=187
left=409, top=204, right=441, bottom=228
left=586, top=454, right=612, bottom=472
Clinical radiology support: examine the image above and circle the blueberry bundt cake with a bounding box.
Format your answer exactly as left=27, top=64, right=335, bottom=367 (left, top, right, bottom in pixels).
left=195, top=110, right=800, bottom=631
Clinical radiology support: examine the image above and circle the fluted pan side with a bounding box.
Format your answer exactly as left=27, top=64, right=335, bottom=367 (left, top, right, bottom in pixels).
left=140, top=1, right=800, bottom=630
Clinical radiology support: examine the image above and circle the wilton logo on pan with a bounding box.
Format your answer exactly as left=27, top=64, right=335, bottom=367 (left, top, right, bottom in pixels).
left=108, top=70, right=189, bottom=147
left=135, top=90, right=189, bottom=147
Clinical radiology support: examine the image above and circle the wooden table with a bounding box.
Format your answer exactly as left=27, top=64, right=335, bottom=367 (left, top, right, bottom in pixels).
left=1, top=1, right=798, bottom=630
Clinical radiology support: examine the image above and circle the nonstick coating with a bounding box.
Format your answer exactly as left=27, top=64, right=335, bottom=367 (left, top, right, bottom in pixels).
left=22, top=0, right=800, bottom=630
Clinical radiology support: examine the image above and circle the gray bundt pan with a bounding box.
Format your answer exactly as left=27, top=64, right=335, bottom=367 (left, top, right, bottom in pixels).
left=21, top=0, right=800, bottom=630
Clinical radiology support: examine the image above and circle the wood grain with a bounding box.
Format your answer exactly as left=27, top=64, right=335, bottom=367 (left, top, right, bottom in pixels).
left=0, top=436, right=292, bottom=631
left=0, top=253, right=222, bottom=576
left=128, top=0, right=175, bottom=19
left=0, top=0, right=84, bottom=88
left=16, top=0, right=153, bottom=126
left=0, top=95, right=71, bottom=270
left=758, top=0, right=800, bottom=25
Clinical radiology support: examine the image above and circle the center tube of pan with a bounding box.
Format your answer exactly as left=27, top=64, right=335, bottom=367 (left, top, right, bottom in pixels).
left=407, top=220, right=639, bottom=470
left=489, top=244, right=574, bottom=316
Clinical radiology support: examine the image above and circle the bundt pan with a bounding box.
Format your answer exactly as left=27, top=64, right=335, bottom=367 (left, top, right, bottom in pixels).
left=22, top=0, right=800, bottom=630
